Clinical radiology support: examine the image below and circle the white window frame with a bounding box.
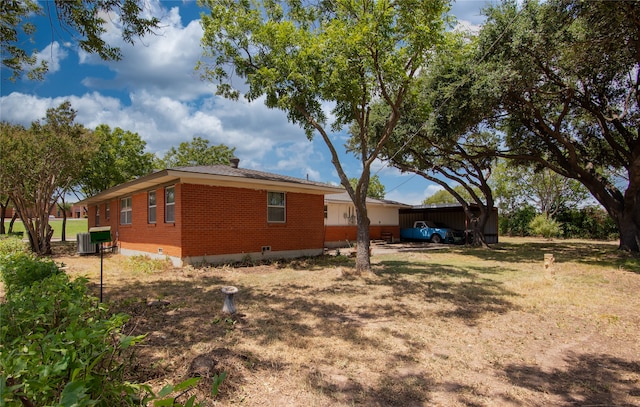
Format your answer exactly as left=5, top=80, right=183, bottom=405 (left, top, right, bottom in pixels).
left=267, top=191, right=286, bottom=223
left=120, top=197, right=132, bottom=225
left=165, top=186, right=175, bottom=223
left=95, top=206, right=100, bottom=226
left=148, top=191, right=157, bottom=224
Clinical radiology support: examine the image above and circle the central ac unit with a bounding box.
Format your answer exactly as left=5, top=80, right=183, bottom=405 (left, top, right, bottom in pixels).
left=77, top=233, right=97, bottom=255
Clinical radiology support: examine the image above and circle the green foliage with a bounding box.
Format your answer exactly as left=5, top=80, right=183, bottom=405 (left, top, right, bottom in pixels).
left=0, top=243, right=219, bottom=406
left=157, top=136, right=236, bottom=169
left=2, top=0, right=160, bottom=81
left=491, top=160, right=589, bottom=218
left=198, top=0, right=449, bottom=271
left=556, top=206, right=618, bottom=241
left=349, top=175, right=386, bottom=200
left=0, top=102, right=98, bottom=255
left=0, top=251, right=62, bottom=294
left=0, top=235, right=28, bottom=257
left=529, top=214, right=563, bottom=239
left=499, top=205, right=537, bottom=237
left=423, top=185, right=476, bottom=205
left=475, top=0, right=640, bottom=250
left=0, top=272, right=144, bottom=406
left=80, top=124, right=156, bottom=197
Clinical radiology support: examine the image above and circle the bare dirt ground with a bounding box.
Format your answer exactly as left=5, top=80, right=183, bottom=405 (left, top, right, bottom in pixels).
left=43, top=238, right=640, bottom=406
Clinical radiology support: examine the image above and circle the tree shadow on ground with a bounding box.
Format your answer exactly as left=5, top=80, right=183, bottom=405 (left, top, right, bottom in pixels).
left=373, top=260, right=519, bottom=325
left=503, top=352, right=640, bottom=406
left=99, top=262, right=508, bottom=405
left=308, top=367, right=434, bottom=406
left=456, top=240, right=640, bottom=273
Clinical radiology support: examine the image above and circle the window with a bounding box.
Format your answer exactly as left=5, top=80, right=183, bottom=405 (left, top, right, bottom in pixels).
left=105, top=204, right=110, bottom=220
left=165, top=186, right=175, bottom=223
left=95, top=207, right=100, bottom=226
left=148, top=191, right=156, bottom=223
left=267, top=191, right=285, bottom=223
left=120, top=197, right=132, bottom=225
left=324, top=205, right=328, bottom=219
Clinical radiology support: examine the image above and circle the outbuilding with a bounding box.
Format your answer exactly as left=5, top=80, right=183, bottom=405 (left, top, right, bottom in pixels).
left=324, top=192, right=410, bottom=248
left=400, top=203, right=499, bottom=244
left=80, top=160, right=343, bottom=266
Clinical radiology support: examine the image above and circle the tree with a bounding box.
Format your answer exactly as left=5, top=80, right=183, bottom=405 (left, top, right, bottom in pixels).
left=1, top=0, right=160, bottom=81
left=491, top=160, right=589, bottom=218
left=79, top=125, right=156, bottom=197
left=423, top=185, right=474, bottom=205
left=362, top=31, right=498, bottom=247
left=157, top=136, right=236, bottom=168
left=390, top=130, right=498, bottom=247
left=0, top=102, right=98, bottom=254
left=198, top=0, right=448, bottom=273
left=349, top=175, right=386, bottom=200
left=473, top=0, right=640, bottom=251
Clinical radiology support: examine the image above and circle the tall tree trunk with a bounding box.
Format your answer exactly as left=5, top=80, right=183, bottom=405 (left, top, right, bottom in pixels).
left=355, top=203, right=371, bottom=274
left=0, top=197, right=8, bottom=234
left=58, top=200, right=69, bottom=242
left=61, top=213, right=67, bottom=242
left=618, top=182, right=640, bottom=251
left=8, top=212, right=17, bottom=233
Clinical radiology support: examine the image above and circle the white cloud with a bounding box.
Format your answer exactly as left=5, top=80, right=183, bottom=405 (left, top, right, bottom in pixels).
left=271, top=141, right=325, bottom=180
left=79, top=5, right=208, bottom=101
left=453, top=20, right=482, bottom=36
left=35, top=41, right=68, bottom=74
left=0, top=90, right=316, bottom=177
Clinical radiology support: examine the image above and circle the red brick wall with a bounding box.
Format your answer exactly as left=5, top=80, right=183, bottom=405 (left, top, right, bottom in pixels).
left=179, top=184, right=325, bottom=257
left=87, top=183, right=326, bottom=259
left=88, top=185, right=182, bottom=258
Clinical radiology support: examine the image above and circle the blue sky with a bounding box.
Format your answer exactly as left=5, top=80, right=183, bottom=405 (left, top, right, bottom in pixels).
left=1, top=0, right=493, bottom=204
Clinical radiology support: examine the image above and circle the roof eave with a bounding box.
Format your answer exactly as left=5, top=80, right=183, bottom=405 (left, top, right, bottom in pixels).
left=78, top=169, right=343, bottom=206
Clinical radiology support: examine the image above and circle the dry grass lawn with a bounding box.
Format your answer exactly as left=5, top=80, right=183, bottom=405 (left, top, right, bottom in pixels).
left=47, top=237, right=640, bottom=406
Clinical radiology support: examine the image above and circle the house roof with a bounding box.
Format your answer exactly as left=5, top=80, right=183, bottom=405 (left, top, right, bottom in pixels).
left=79, top=164, right=344, bottom=206
left=324, top=192, right=410, bottom=208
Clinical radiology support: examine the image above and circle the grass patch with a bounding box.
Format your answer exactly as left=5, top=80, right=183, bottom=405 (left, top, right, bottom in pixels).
left=45, top=237, right=640, bottom=407
left=3, top=219, right=88, bottom=240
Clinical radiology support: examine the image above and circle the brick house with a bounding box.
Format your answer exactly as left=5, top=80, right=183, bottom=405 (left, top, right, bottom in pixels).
left=80, top=160, right=343, bottom=266
left=324, top=192, right=409, bottom=248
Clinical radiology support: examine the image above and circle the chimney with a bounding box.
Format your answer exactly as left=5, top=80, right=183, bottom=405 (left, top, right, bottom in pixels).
left=230, top=157, right=240, bottom=168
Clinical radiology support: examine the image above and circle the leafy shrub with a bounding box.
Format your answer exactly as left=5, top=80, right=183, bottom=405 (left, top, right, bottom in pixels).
left=0, top=235, right=28, bottom=257
left=529, top=214, right=563, bottom=239
left=0, top=255, right=217, bottom=406
left=499, top=205, right=537, bottom=236
left=1, top=272, right=148, bottom=406
left=0, top=251, right=61, bottom=294
left=556, top=206, right=618, bottom=240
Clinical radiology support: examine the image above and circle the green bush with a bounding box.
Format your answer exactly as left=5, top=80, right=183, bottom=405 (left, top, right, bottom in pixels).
left=0, top=272, right=147, bottom=406
left=0, top=252, right=218, bottom=406
left=499, top=205, right=537, bottom=236
left=529, top=214, right=563, bottom=239
left=0, top=251, right=62, bottom=294
left=556, top=206, right=618, bottom=240
left=0, top=235, right=28, bottom=257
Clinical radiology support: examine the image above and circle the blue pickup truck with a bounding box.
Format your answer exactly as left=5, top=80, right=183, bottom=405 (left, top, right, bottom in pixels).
left=400, top=220, right=464, bottom=244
